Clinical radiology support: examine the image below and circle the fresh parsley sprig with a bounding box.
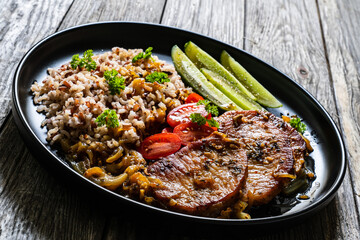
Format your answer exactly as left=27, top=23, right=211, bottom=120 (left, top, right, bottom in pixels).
left=205, top=118, right=219, bottom=128
left=189, top=100, right=219, bottom=128
left=70, top=55, right=81, bottom=69
left=70, top=49, right=97, bottom=71
left=289, top=117, right=307, bottom=134
left=104, top=69, right=125, bottom=95
left=132, top=47, right=153, bottom=63
left=197, top=99, right=219, bottom=117
left=145, top=72, right=170, bottom=84
left=189, top=113, right=207, bottom=126
left=95, top=109, right=119, bottom=128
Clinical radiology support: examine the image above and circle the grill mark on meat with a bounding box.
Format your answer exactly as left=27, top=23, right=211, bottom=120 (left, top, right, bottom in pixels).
left=147, top=132, right=248, bottom=217
left=217, top=110, right=307, bottom=206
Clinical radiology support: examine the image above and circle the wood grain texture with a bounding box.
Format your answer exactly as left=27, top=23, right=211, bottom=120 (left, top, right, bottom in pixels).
left=0, top=117, right=106, bottom=239
left=245, top=0, right=336, bottom=115
left=161, top=0, right=245, bottom=46
left=58, top=0, right=166, bottom=31
left=318, top=0, right=360, bottom=229
left=0, top=0, right=73, bottom=127
left=245, top=0, right=360, bottom=239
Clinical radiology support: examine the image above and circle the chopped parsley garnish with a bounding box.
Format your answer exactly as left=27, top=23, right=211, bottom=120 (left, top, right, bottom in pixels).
left=189, top=113, right=207, bottom=126
left=289, top=117, right=307, bottom=134
left=132, top=47, right=153, bottom=63
left=190, top=100, right=219, bottom=128
left=197, top=99, right=219, bottom=117
left=197, top=99, right=210, bottom=106
left=206, top=118, right=220, bottom=128
left=70, top=54, right=81, bottom=69
left=104, top=69, right=125, bottom=95
left=145, top=72, right=170, bottom=84
left=70, top=49, right=97, bottom=71
left=95, top=109, right=119, bottom=128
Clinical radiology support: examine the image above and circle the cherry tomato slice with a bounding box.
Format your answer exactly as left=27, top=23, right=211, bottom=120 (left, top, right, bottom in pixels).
left=138, top=133, right=182, bottom=160
left=185, top=93, right=204, bottom=104
left=167, top=103, right=209, bottom=128
left=173, top=122, right=215, bottom=145
left=161, top=127, right=173, bottom=133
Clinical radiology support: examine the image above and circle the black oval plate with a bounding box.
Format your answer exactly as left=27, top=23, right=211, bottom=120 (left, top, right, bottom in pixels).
left=12, top=22, right=346, bottom=226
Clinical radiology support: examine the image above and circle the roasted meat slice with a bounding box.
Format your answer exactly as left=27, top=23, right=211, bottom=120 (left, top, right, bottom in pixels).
left=147, top=132, right=248, bottom=217
left=217, top=110, right=307, bottom=206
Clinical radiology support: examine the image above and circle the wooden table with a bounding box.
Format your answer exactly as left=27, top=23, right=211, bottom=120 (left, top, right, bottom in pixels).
left=1, top=0, right=359, bottom=239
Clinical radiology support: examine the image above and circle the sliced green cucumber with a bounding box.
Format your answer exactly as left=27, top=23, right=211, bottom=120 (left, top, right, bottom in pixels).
left=221, top=50, right=282, bottom=108
left=200, top=68, right=263, bottom=110
left=171, top=45, right=241, bottom=110
left=184, top=41, right=256, bottom=101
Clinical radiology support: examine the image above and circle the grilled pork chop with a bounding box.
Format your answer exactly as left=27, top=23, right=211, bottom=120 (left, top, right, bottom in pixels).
left=147, top=132, right=247, bottom=217
left=217, top=110, right=307, bottom=206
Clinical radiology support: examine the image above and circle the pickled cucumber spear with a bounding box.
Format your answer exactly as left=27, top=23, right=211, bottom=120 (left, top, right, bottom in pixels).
left=171, top=45, right=241, bottom=110
left=221, top=50, right=282, bottom=108
left=201, top=68, right=263, bottom=110
left=184, top=41, right=256, bottom=101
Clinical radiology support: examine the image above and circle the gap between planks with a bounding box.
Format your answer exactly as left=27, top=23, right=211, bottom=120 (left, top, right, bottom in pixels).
left=315, top=0, right=360, bottom=227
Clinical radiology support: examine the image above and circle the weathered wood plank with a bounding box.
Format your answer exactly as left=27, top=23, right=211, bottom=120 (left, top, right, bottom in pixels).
left=58, top=0, right=166, bottom=30
left=318, top=0, right=360, bottom=233
left=245, top=0, right=336, bottom=114
left=0, top=0, right=108, bottom=238
left=245, top=0, right=359, bottom=239
left=0, top=116, right=106, bottom=239
left=0, top=0, right=73, bottom=127
left=161, top=0, right=245, bottom=45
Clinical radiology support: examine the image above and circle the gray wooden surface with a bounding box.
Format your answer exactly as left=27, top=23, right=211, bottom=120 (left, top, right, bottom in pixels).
left=1, top=0, right=359, bottom=239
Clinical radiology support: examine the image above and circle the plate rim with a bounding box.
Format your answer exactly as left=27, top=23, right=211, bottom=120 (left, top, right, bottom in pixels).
left=11, top=21, right=347, bottom=225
